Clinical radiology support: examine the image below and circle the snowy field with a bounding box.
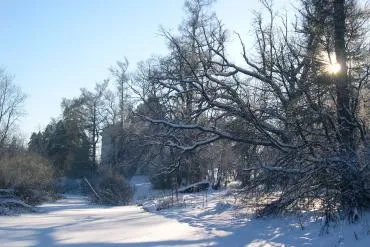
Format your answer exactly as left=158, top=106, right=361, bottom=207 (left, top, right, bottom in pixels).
left=0, top=176, right=369, bottom=246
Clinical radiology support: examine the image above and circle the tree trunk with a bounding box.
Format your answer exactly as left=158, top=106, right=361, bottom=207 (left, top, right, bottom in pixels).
left=334, top=0, right=355, bottom=152
left=92, top=103, right=97, bottom=169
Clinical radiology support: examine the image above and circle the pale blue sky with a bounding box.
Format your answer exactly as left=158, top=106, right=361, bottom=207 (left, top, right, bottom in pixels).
left=1, top=0, right=290, bottom=139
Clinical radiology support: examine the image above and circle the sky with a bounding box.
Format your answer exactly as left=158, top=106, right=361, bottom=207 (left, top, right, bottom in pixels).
left=0, top=0, right=290, bottom=139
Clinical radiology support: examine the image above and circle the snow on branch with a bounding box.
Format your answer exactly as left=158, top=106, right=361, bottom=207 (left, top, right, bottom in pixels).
left=140, top=115, right=273, bottom=146
left=165, top=135, right=220, bottom=152
left=243, top=164, right=306, bottom=174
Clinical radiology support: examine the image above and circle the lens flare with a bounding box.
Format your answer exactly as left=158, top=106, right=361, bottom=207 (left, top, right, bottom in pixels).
left=328, top=63, right=341, bottom=74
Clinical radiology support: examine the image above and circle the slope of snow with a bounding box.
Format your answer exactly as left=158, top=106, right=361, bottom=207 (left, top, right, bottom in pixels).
left=139, top=180, right=370, bottom=247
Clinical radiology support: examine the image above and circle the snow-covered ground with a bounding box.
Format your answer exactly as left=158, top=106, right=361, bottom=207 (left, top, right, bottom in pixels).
left=0, top=194, right=209, bottom=247
left=0, top=176, right=369, bottom=246
left=149, top=190, right=370, bottom=246
left=136, top=176, right=370, bottom=246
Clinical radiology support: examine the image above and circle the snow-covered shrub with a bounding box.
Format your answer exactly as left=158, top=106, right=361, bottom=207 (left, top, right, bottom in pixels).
left=227, top=181, right=242, bottom=189
left=90, top=168, right=134, bottom=205
left=155, top=197, right=186, bottom=211
left=178, top=181, right=209, bottom=193
left=155, top=197, right=173, bottom=211
left=214, top=201, right=233, bottom=212
left=0, top=152, right=55, bottom=205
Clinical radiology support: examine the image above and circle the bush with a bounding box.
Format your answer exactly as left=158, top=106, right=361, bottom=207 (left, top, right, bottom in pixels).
left=0, top=152, right=55, bottom=205
left=89, top=168, right=134, bottom=205
left=150, top=172, right=174, bottom=190
left=155, top=197, right=186, bottom=211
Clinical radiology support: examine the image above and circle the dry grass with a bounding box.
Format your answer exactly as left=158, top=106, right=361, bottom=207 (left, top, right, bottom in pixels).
left=0, top=152, right=55, bottom=204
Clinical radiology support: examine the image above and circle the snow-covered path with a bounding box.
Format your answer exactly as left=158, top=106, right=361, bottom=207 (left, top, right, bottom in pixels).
left=0, top=195, right=209, bottom=247
left=2, top=193, right=370, bottom=246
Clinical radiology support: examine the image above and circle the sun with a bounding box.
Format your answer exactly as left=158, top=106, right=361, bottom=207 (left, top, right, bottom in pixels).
left=319, top=51, right=341, bottom=75
left=327, top=63, right=341, bottom=74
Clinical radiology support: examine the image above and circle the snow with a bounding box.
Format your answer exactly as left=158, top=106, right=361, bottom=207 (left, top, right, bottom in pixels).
left=129, top=176, right=172, bottom=204
left=138, top=176, right=370, bottom=247
left=130, top=175, right=155, bottom=202
left=1, top=176, right=370, bottom=246
left=0, top=194, right=208, bottom=246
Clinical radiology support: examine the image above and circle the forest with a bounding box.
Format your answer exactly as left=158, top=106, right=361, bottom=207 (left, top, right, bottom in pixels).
left=1, top=0, right=370, bottom=224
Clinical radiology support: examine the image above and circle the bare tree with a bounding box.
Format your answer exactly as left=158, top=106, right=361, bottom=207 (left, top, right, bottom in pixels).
left=140, top=0, right=370, bottom=218
left=109, top=59, right=131, bottom=128
left=134, top=0, right=225, bottom=186
left=0, top=69, right=26, bottom=152
left=81, top=80, right=109, bottom=167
